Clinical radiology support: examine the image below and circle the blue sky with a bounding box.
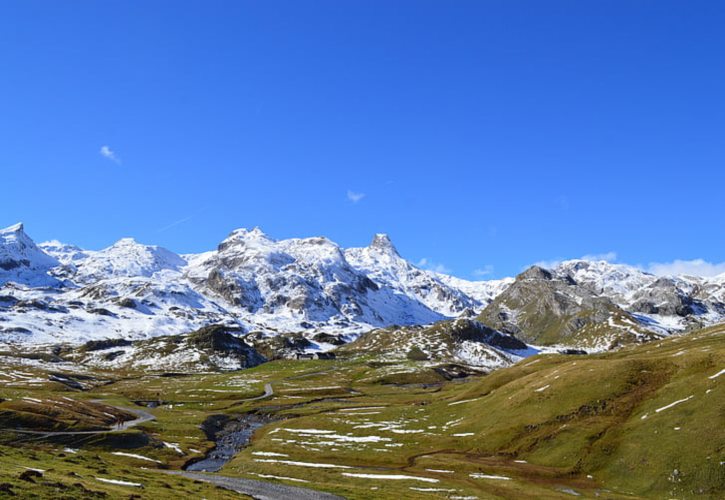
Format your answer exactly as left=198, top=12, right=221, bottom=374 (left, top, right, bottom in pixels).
left=1, top=1, right=723, bottom=279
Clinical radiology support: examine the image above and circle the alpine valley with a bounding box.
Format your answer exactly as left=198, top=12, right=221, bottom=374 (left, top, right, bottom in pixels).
left=0, top=222, right=723, bottom=499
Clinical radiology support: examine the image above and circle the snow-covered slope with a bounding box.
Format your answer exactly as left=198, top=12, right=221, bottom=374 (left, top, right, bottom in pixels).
left=435, top=272, right=514, bottom=307
left=185, top=228, right=446, bottom=332
left=552, top=259, right=725, bottom=332
left=1, top=223, right=723, bottom=349
left=0, top=223, right=60, bottom=287
left=0, top=224, right=504, bottom=344
left=39, top=240, right=88, bottom=266
left=69, top=238, right=187, bottom=284
left=345, top=234, right=486, bottom=317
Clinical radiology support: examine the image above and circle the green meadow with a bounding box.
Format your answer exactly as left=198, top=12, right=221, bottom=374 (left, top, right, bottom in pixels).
left=0, top=323, right=723, bottom=499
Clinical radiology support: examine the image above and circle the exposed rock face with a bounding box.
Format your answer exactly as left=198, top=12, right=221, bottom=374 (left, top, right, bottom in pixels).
left=205, top=268, right=263, bottom=311
left=243, top=331, right=314, bottom=359
left=185, top=325, right=266, bottom=368
left=69, top=325, right=266, bottom=371
left=369, top=233, right=399, bottom=254
left=517, top=265, right=555, bottom=281
left=445, top=318, right=528, bottom=351
left=337, top=318, right=529, bottom=370
left=345, top=233, right=498, bottom=317
left=630, top=277, right=699, bottom=316
left=187, top=228, right=456, bottom=329
left=1, top=223, right=723, bottom=355
left=478, top=266, right=656, bottom=349
left=554, top=259, right=725, bottom=331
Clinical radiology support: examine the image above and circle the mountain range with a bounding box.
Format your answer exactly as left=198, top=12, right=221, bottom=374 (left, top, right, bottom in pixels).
left=1, top=222, right=723, bottom=363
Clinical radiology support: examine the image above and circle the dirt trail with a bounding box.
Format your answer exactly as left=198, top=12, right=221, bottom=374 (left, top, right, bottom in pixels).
left=8, top=405, right=155, bottom=436
left=163, top=470, right=345, bottom=500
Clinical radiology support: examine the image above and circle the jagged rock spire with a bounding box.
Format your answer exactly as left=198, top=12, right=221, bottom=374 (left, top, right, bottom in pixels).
left=369, top=233, right=399, bottom=256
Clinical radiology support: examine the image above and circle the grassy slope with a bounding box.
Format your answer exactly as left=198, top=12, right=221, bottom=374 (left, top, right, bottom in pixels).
left=0, top=324, right=722, bottom=499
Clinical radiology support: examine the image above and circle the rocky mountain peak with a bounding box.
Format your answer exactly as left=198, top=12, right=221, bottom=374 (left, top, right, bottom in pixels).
left=113, top=237, right=141, bottom=247
left=369, top=233, right=399, bottom=255
left=2, top=224, right=723, bottom=348
left=517, top=265, right=554, bottom=281
left=0, top=223, right=60, bottom=286
left=1, top=222, right=25, bottom=234
left=219, top=227, right=272, bottom=252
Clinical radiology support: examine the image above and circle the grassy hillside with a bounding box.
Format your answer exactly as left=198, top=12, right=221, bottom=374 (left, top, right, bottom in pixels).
left=0, top=323, right=722, bottom=498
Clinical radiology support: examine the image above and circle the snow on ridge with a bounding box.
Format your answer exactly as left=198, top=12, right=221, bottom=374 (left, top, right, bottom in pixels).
left=0, top=222, right=60, bottom=287
left=71, top=237, right=187, bottom=283
left=1, top=223, right=723, bottom=346
left=1, top=222, right=25, bottom=234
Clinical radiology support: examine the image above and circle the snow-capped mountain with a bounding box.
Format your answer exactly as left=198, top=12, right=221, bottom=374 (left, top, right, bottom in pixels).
left=550, top=259, right=725, bottom=331
left=0, top=223, right=60, bottom=287
left=0, top=223, right=723, bottom=350
left=45, top=237, right=187, bottom=284
left=344, top=233, right=487, bottom=317
left=475, top=258, right=724, bottom=351
left=38, top=240, right=87, bottom=266
left=0, top=224, right=499, bottom=344
left=478, top=265, right=659, bottom=350
left=184, top=227, right=450, bottom=330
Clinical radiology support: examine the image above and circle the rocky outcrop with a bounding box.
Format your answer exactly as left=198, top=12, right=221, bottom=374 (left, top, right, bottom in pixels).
left=630, top=277, right=700, bottom=316
left=478, top=266, right=655, bottom=348
left=2, top=223, right=723, bottom=350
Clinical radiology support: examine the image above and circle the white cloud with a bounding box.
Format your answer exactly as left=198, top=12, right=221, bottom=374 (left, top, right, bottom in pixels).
left=100, top=145, right=121, bottom=164
left=532, top=251, right=617, bottom=270
left=528, top=253, right=724, bottom=278
left=532, top=259, right=564, bottom=270
left=346, top=190, right=365, bottom=203
left=473, top=265, right=494, bottom=277
left=417, top=258, right=451, bottom=275
left=645, top=259, right=725, bottom=278
left=580, top=251, right=617, bottom=262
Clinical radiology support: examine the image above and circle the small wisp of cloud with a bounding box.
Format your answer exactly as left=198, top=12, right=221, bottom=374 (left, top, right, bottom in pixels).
left=533, top=251, right=617, bottom=270
left=417, top=258, right=451, bottom=275
left=528, top=253, right=724, bottom=278
left=645, top=259, right=725, bottom=278
left=581, top=251, right=617, bottom=262
left=473, top=265, right=494, bottom=277
left=100, top=145, right=121, bottom=164
left=347, top=190, right=365, bottom=203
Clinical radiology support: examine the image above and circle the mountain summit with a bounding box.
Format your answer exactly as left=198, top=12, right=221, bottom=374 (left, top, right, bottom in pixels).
left=369, top=233, right=399, bottom=255
left=0, top=224, right=723, bottom=350
left=0, top=222, right=60, bottom=286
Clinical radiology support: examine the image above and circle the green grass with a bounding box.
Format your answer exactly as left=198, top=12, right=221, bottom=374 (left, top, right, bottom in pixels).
left=0, top=324, right=723, bottom=498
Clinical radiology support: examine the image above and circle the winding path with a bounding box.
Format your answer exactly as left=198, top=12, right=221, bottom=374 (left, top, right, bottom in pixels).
left=8, top=384, right=346, bottom=498
left=246, top=383, right=274, bottom=401
left=8, top=406, right=156, bottom=436
left=6, top=383, right=272, bottom=437
left=163, top=470, right=344, bottom=500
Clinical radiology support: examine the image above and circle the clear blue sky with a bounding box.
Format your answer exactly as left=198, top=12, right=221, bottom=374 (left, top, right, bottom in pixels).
left=1, top=1, right=723, bottom=279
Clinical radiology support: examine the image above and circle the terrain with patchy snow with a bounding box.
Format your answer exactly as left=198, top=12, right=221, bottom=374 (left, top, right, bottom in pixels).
left=1, top=223, right=723, bottom=361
